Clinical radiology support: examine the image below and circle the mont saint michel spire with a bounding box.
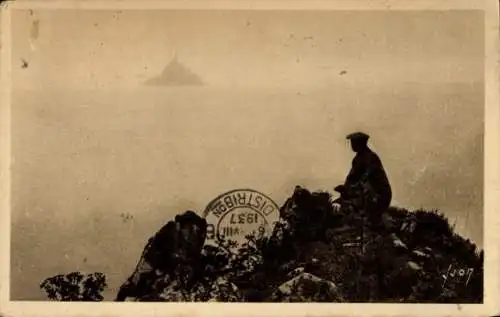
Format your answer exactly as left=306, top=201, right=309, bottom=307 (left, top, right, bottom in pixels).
left=145, top=49, right=204, bottom=86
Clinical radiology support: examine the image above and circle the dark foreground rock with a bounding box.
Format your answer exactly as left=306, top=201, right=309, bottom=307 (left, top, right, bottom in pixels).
left=116, top=210, right=207, bottom=301
left=115, top=186, right=483, bottom=303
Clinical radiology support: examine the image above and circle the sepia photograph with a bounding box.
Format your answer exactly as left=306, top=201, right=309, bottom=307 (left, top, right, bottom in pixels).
left=1, top=0, right=499, bottom=316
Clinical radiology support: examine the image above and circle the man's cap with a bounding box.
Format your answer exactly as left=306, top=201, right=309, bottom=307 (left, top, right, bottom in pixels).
left=346, top=131, right=370, bottom=142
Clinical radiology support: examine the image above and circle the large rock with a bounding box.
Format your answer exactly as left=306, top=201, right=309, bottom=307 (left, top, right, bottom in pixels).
left=116, top=210, right=207, bottom=301
left=264, top=186, right=339, bottom=264
left=272, top=186, right=338, bottom=243
left=271, top=272, right=344, bottom=302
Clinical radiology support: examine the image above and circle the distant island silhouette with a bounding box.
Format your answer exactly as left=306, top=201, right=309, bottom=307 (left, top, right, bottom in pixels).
left=145, top=52, right=204, bottom=87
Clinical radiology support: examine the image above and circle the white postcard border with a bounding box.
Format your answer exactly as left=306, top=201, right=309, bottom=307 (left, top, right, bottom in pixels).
left=1, top=0, right=498, bottom=316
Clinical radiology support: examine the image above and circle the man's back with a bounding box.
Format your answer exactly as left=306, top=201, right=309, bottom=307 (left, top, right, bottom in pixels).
left=346, top=148, right=392, bottom=208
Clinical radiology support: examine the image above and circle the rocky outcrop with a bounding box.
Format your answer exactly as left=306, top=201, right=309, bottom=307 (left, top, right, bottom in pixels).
left=265, top=186, right=342, bottom=263
left=116, top=210, right=207, bottom=301
left=114, top=186, right=483, bottom=303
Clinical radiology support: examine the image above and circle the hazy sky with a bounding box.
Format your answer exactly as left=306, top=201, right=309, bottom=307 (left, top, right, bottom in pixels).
left=12, top=9, right=483, bottom=89
left=9, top=9, right=484, bottom=300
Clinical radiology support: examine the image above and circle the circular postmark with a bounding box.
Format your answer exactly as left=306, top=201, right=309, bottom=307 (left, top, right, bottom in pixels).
left=203, top=189, right=280, bottom=246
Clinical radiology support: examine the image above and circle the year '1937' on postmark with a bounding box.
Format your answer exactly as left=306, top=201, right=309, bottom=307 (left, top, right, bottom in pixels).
left=0, top=0, right=499, bottom=317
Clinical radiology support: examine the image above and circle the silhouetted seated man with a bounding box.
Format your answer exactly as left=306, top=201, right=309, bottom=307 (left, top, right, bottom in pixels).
left=335, top=132, right=392, bottom=225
